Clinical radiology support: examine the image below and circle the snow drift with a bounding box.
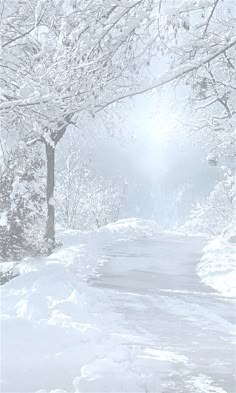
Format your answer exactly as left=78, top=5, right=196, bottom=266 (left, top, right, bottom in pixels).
left=197, top=237, right=236, bottom=298
left=0, top=219, right=162, bottom=393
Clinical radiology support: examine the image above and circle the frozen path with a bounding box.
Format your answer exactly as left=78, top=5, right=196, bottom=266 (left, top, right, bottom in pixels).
left=90, top=233, right=236, bottom=393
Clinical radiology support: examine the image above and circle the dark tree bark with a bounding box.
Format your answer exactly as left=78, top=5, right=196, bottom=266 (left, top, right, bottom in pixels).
left=43, top=123, right=69, bottom=252
left=45, top=142, right=55, bottom=248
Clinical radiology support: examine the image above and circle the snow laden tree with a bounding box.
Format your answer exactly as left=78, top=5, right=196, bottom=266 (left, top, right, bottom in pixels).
left=1, top=0, right=235, bottom=249
left=0, top=0, right=166, bottom=248
left=177, top=1, right=236, bottom=236
left=183, top=1, right=236, bottom=165
left=182, top=170, right=235, bottom=236
left=0, top=144, right=46, bottom=260
left=55, top=129, right=127, bottom=230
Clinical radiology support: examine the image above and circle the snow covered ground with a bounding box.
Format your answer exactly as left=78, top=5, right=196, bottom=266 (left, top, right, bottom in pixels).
left=0, top=219, right=235, bottom=392
left=197, top=237, right=236, bottom=298
left=0, top=219, right=162, bottom=393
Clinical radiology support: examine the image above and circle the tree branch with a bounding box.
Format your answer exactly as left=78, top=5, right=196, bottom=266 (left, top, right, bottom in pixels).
left=203, top=0, right=220, bottom=36
left=97, top=37, right=236, bottom=111
left=2, top=25, right=35, bottom=48
left=1, top=37, right=236, bottom=113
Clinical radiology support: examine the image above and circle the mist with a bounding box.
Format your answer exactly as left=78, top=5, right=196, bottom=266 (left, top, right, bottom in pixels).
left=57, top=93, right=222, bottom=228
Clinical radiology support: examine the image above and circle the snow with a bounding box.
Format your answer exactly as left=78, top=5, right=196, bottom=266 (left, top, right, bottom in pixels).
left=102, top=218, right=161, bottom=239
left=197, top=237, right=236, bottom=298
left=186, top=375, right=228, bottom=393
left=49, top=197, right=55, bottom=206
left=141, top=348, right=188, bottom=364
left=0, top=211, right=7, bottom=226
left=1, top=219, right=234, bottom=392
left=0, top=219, right=163, bottom=393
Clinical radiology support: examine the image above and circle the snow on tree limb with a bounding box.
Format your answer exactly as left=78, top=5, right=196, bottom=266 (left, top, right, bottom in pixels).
left=1, top=36, right=235, bottom=113
left=97, top=36, right=236, bottom=110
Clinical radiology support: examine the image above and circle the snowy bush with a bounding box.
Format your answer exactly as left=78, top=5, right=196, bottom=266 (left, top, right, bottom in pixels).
left=182, top=170, right=235, bottom=236
left=197, top=236, right=236, bottom=297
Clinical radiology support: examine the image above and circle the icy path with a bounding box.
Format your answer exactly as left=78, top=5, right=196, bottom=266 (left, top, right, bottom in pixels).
left=90, top=233, right=236, bottom=393
left=1, top=222, right=235, bottom=393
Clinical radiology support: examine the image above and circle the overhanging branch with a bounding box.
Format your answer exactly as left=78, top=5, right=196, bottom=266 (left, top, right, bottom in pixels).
left=1, top=37, right=236, bottom=113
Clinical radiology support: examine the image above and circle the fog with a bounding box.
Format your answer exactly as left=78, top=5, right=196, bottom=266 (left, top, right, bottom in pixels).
left=57, top=93, right=222, bottom=229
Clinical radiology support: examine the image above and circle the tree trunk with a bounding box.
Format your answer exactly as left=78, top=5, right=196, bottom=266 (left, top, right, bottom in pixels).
left=45, top=142, right=55, bottom=249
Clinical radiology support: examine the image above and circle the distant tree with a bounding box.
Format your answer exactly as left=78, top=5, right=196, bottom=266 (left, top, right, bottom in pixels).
left=56, top=154, right=127, bottom=230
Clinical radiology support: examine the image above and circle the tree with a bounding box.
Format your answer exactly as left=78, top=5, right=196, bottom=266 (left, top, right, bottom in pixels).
left=0, top=144, right=46, bottom=259
left=56, top=165, right=126, bottom=230
left=0, top=0, right=164, bottom=247
left=178, top=1, right=236, bottom=235
left=1, top=0, right=235, bottom=249
left=182, top=169, right=235, bottom=236
left=173, top=1, right=236, bottom=164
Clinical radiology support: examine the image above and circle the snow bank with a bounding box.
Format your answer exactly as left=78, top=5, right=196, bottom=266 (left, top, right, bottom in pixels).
left=186, top=374, right=228, bottom=393
left=197, top=237, right=236, bottom=298
left=99, top=218, right=161, bottom=239
left=0, top=220, right=161, bottom=392
left=105, top=218, right=160, bottom=231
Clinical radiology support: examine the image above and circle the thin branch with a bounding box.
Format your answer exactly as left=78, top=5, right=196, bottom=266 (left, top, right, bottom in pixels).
left=203, top=0, right=220, bottom=36
left=2, top=25, right=35, bottom=48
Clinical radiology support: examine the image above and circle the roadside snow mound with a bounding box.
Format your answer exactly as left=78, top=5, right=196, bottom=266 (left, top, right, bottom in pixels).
left=1, top=220, right=161, bottom=393
left=99, top=218, right=161, bottom=239
left=197, top=237, right=236, bottom=298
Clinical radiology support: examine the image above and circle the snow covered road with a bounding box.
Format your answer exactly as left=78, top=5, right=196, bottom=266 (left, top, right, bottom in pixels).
left=90, top=233, right=236, bottom=393
left=1, top=221, right=235, bottom=393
